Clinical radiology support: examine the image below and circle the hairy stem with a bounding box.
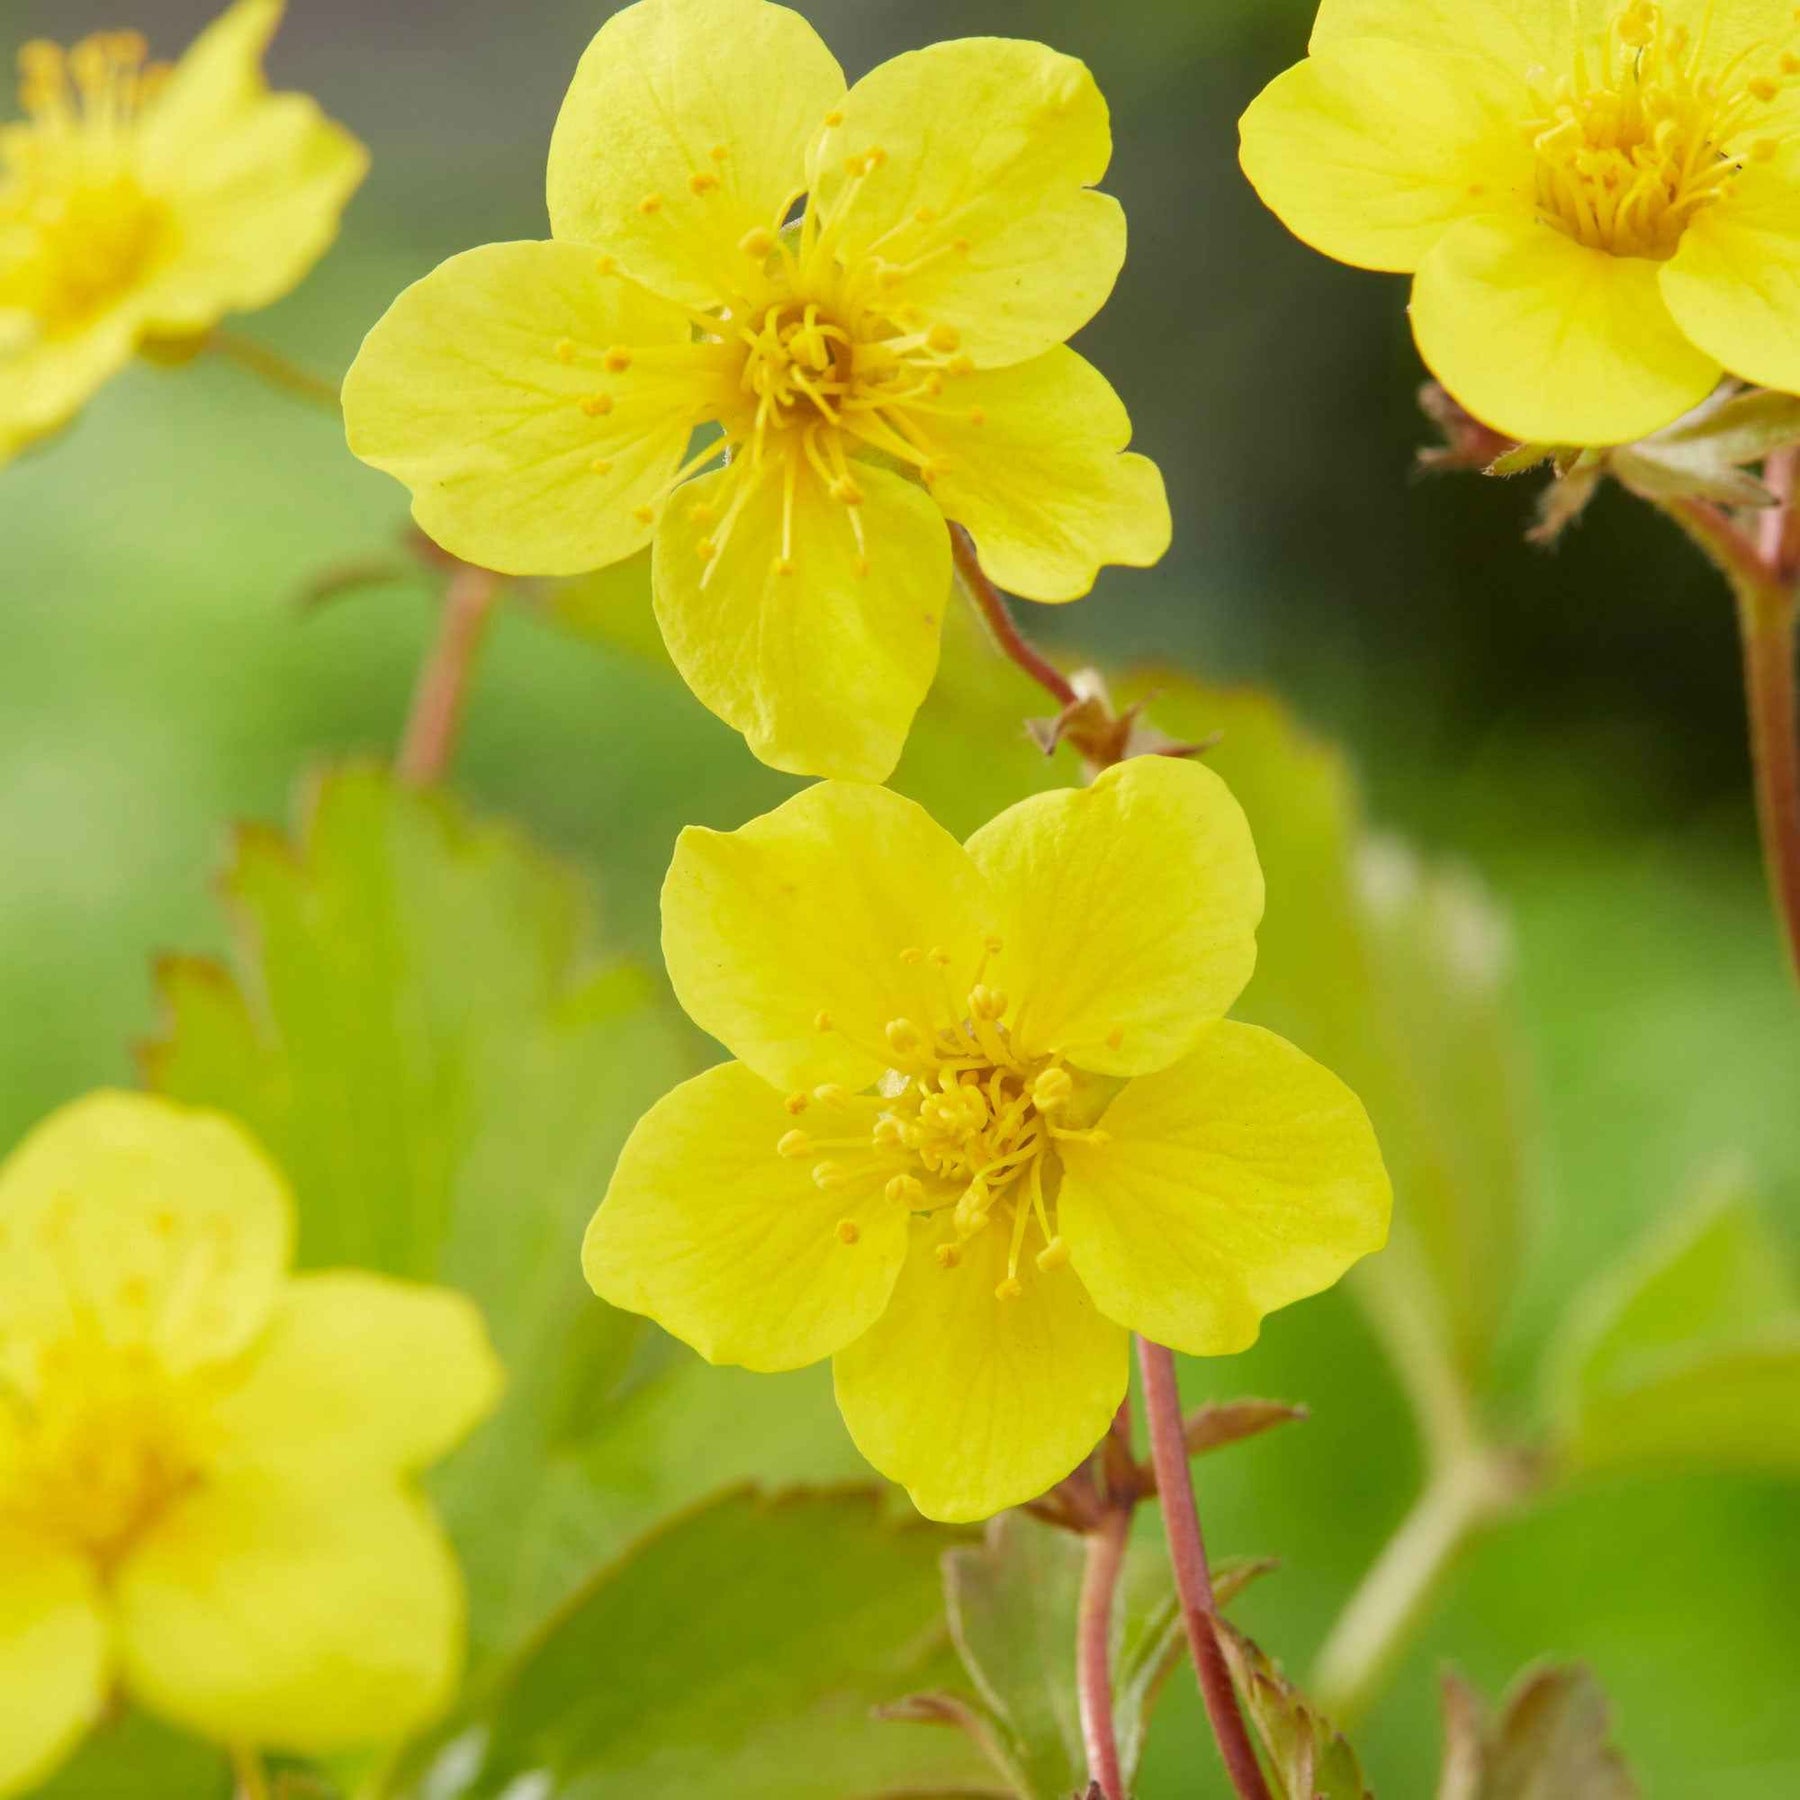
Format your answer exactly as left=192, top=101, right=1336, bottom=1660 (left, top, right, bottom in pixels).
left=951, top=526, right=1079, bottom=709
left=208, top=329, right=342, bottom=413
left=1078, top=1502, right=1130, bottom=1800
left=1310, top=1453, right=1518, bottom=1727
left=1664, top=491, right=1800, bottom=981
left=398, top=562, right=502, bottom=786
left=1137, top=1339, right=1271, bottom=1800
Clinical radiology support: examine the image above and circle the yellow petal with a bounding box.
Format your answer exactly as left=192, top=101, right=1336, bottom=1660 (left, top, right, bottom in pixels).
left=1057, top=1023, right=1391, bottom=1356
left=0, top=1528, right=107, bottom=1798
left=342, top=240, right=709, bottom=576
left=546, top=0, right=844, bottom=307
left=930, top=347, right=1168, bottom=601
left=1662, top=149, right=1800, bottom=398
left=116, top=1479, right=462, bottom=1755
left=132, top=0, right=365, bottom=329
left=0, top=313, right=140, bottom=468
left=0, top=1092, right=291, bottom=1381
left=808, top=38, right=1125, bottom=367
left=1410, top=214, right=1722, bottom=445
left=832, top=1216, right=1127, bottom=1522
left=1239, top=42, right=1532, bottom=275
left=965, top=757, right=1263, bottom=1078
left=208, top=1273, right=503, bottom=1478
left=651, top=451, right=951, bottom=780
left=662, top=780, right=993, bottom=1091
left=1310, top=0, right=1560, bottom=69
left=584, top=1061, right=910, bottom=1371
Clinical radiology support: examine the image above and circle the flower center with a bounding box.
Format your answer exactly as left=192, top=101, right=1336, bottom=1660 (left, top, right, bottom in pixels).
left=1, top=35, right=170, bottom=337
left=1527, top=2, right=1797, bottom=259
left=777, top=943, right=1111, bottom=1303
left=0, top=1334, right=204, bottom=1567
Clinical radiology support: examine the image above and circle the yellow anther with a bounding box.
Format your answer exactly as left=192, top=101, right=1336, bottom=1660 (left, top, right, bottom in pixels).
left=984, top=935, right=1004, bottom=955
left=969, top=985, right=1007, bottom=1021
left=852, top=555, right=871, bottom=579
left=1105, top=1027, right=1125, bottom=1051
left=812, top=1161, right=847, bottom=1190
left=885, top=1018, right=923, bottom=1055
left=843, top=153, right=868, bottom=177
left=928, top=946, right=953, bottom=968
left=898, top=946, right=924, bottom=965
left=946, top=354, right=975, bottom=378
left=590, top=457, right=613, bottom=475
left=604, top=347, right=633, bottom=373
left=639, top=192, right=664, bottom=215
left=1751, top=76, right=1782, bottom=103
left=633, top=504, right=656, bottom=526
left=695, top=539, right=718, bottom=563
left=814, top=1010, right=834, bottom=1032
left=836, top=1219, right=862, bottom=1245
left=824, top=108, right=845, bottom=127
left=580, top=393, right=613, bottom=417
left=952, top=236, right=972, bottom=255
left=830, top=476, right=864, bottom=505
left=813, top=1083, right=851, bottom=1107
left=873, top=1113, right=910, bottom=1150
left=887, top=1173, right=925, bottom=1206
left=1035, top=1236, right=1070, bottom=1273
left=777, top=1129, right=812, bottom=1158
left=784, top=1092, right=811, bottom=1116
left=594, top=254, right=617, bottom=276
left=1031, top=1068, right=1073, bottom=1112
left=739, top=225, right=775, bottom=258
left=865, top=145, right=889, bottom=168
left=935, top=1242, right=962, bottom=1269
left=773, top=556, right=797, bottom=577
left=689, top=170, right=720, bottom=195
left=709, top=143, right=729, bottom=162
left=994, top=1276, right=1024, bottom=1302
left=913, top=205, right=937, bottom=225
left=926, top=323, right=961, bottom=354
left=554, top=338, right=578, bottom=363
left=968, top=406, right=987, bottom=427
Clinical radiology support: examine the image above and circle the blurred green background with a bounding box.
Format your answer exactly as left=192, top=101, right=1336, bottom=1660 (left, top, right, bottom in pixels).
left=5, top=0, right=1799, bottom=1794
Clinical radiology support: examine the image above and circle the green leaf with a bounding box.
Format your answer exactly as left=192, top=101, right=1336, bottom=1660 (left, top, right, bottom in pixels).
left=31, top=1711, right=230, bottom=1799
left=384, top=1487, right=996, bottom=1800
left=1547, top=1169, right=1800, bottom=1477
left=140, top=763, right=692, bottom=1659
left=944, top=1514, right=1088, bottom=1800
left=1437, top=1665, right=1639, bottom=1800
left=1182, top=1398, right=1308, bottom=1459
left=1218, top=1620, right=1372, bottom=1800
left=1644, top=387, right=1800, bottom=466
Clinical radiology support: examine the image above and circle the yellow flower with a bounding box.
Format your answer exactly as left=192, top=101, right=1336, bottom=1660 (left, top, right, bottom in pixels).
left=0, top=1092, right=501, bottom=1794
left=342, top=0, right=1169, bottom=784
left=1241, top=0, right=1800, bottom=445
left=0, top=0, right=366, bottom=465
left=583, top=759, right=1389, bottom=1521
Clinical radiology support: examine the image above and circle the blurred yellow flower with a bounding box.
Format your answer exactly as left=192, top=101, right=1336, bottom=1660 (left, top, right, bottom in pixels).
left=1241, top=0, right=1800, bottom=446
left=584, top=759, right=1389, bottom=1521
left=0, top=0, right=366, bottom=465
left=342, top=0, right=1168, bottom=783
left=0, top=1092, right=501, bottom=1794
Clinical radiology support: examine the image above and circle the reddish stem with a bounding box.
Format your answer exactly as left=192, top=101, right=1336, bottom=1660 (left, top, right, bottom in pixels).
left=951, top=526, right=1079, bottom=709
left=1137, top=1339, right=1272, bottom=1800
left=397, top=562, right=500, bottom=787
left=1077, top=1503, right=1130, bottom=1800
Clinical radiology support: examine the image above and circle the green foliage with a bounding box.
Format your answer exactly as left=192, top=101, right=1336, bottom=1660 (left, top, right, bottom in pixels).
left=141, top=762, right=693, bottom=1658
left=31, top=1713, right=230, bottom=1800
left=383, top=1488, right=992, bottom=1800
left=1438, top=1665, right=1638, bottom=1800
left=1548, top=1171, right=1800, bottom=1478
left=1218, top=1622, right=1371, bottom=1800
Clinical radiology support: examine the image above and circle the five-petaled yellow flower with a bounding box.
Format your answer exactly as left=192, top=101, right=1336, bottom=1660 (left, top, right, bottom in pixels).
left=0, top=0, right=366, bottom=466
left=1241, top=0, right=1800, bottom=446
left=584, top=758, right=1390, bottom=1522
left=0, top=1092, right=501, bottom=1795
left=342, top=0, right=1170, bottom=784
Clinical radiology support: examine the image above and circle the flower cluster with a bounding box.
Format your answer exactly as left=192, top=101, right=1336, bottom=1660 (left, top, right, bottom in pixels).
left=0, top=0, right=365, bottom=464
left=0, top=1093, right=499, bottom=1794
left=342, top=0, right=1169, bottom=781
left=585, top=759, right=1390, bottom=1520
left=1241, top=0, right=1800, bottom=446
